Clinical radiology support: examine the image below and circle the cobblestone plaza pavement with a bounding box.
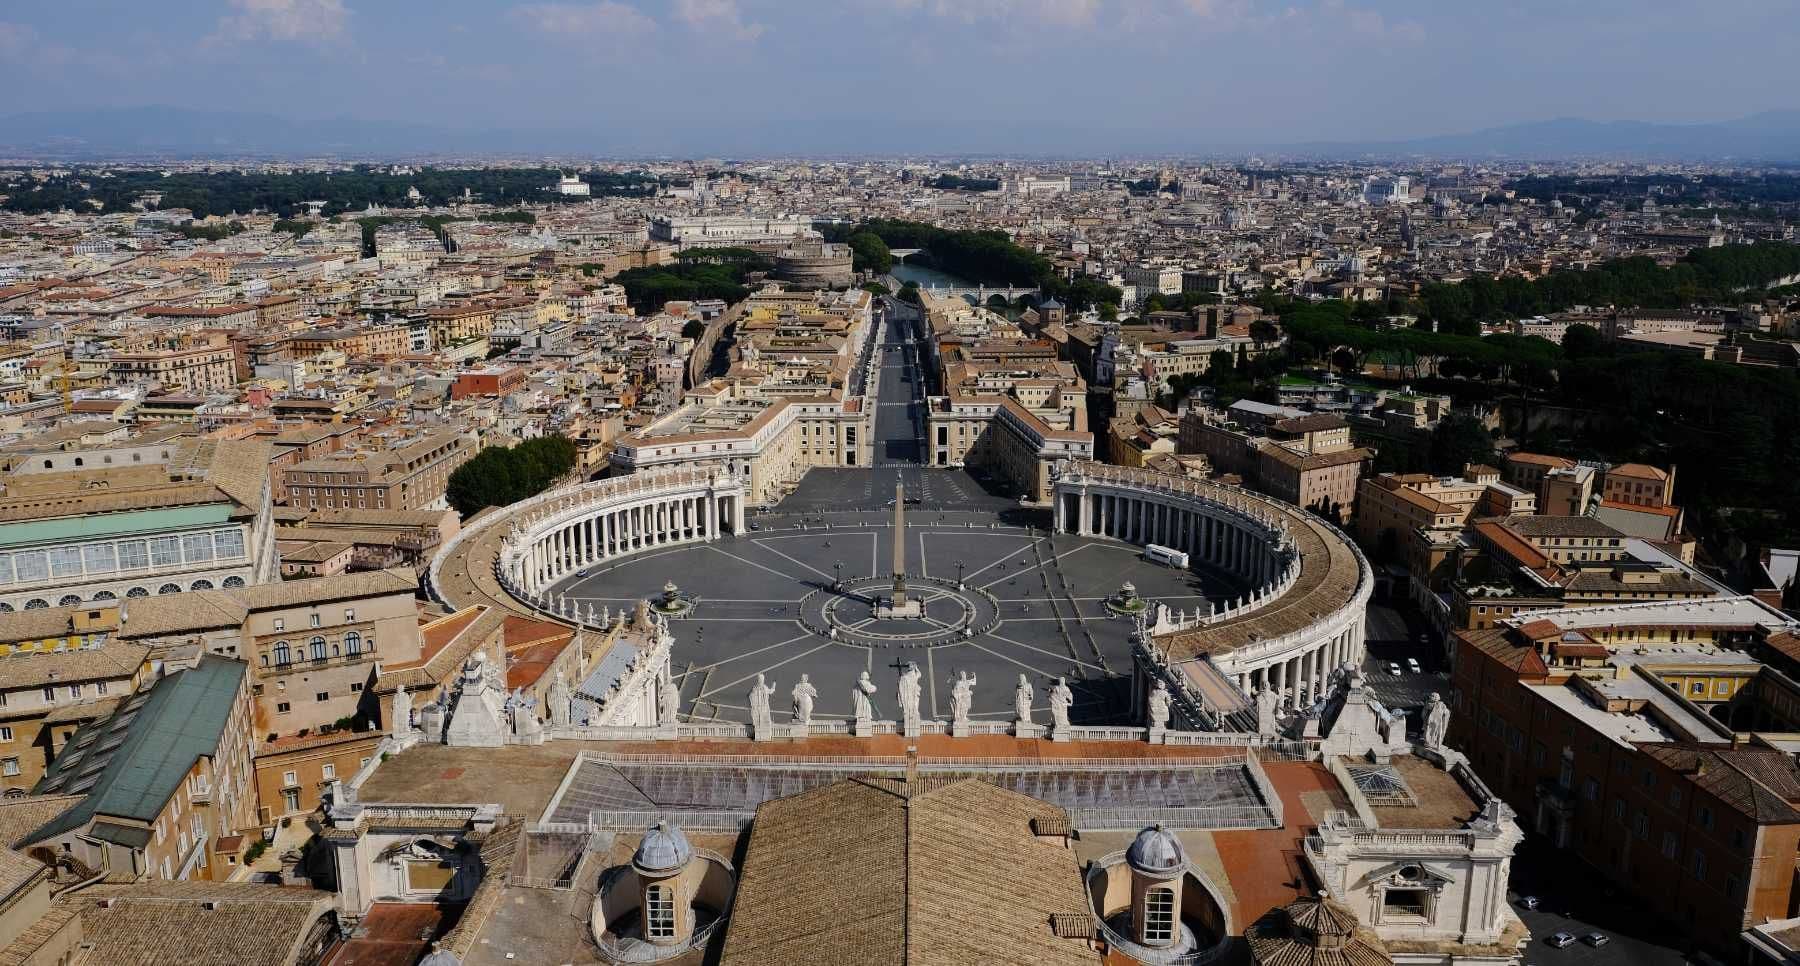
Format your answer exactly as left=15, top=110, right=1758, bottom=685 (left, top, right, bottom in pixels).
left=553, top=468, right=1251, bottom=725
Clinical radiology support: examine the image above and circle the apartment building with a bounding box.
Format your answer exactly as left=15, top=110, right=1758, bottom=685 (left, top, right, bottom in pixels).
left=0, top=439, right=279, bottom=612
left=1451, top=601, right=1800, bottom=959
left=105, top=334, right=236, bottom=395
left=283, top=428, right=479, bottom=512
left=0, top=606, right=148, bottom=794
left=1180, top=401, right=1370, bottom=523
left=26, top=656, right=258, bottom=882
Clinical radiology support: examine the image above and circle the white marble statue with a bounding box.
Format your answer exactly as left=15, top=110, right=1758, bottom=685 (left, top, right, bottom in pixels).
left=949, top=670, right=977, bottom=729
left=748, top=673, right=777, bottom=736
left=1014, top=673, right=1034, bottom=725
left=1148, top=680, right=1172, bottom=731
left=792, top=674, right=818, bottom=726
left=390, top=685, right=414, bottom=736
left=658, top=667, right=680, bottom=727
left=852, top=670, right=877, bottom=726
left=1254, top=684, right=1280, bottom=734
left=1048, top=677, right=1074, bottom=731
left=1422, top=691, right=1451, bottom=751
left=898, top=662, right=923, bottom=734
left=545, top=670, right=572, bottom=728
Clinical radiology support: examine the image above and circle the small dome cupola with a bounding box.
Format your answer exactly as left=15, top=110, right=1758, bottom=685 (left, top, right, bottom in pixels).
left=1126, top=824, right=1189, bottom=949
left=1127, top=823, right=1187, bottom=879
left=633, top=820, right=692, bottom=877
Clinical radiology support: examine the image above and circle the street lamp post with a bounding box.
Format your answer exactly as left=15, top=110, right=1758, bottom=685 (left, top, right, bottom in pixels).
left=955, top=559, right=965, bottom=590
left=834, top=560, right=844, bottom=590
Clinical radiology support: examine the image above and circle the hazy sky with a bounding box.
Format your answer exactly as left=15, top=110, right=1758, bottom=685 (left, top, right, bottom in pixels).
left=0, top=0, right=1794, bottom=152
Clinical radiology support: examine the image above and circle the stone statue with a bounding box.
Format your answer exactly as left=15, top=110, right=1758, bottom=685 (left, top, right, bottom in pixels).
left=1048, top=677, right=1074, bottom=731
left=1422, top=691, right=1451, bottom=751
left=748, top=673, right=777, bottom=737
left=792, top=674, right=818, bottom=726
left=390, top=685, right=414, bottom=736
left=545, top=670, right=572, bottom=728
left=658, top=668, right=680, bottom=727
left=852, top=671, right=877, bottom=726
left=1014, top=673, right=1034, bottom=725
left=949, top=671, right=977, bottom=729
left=1148, top=680, right=1172, bottom=731
left=1254, top=684, right=1280, bottom=734
left=898, top=662, right=923, bottom=735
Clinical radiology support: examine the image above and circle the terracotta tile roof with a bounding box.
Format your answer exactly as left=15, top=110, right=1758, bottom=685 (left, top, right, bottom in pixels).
left=720, top=777, right=1098, bottom=966
left=1637, top=745, right=1800, bottom=824
left=57, top=880, right=336, bottom=966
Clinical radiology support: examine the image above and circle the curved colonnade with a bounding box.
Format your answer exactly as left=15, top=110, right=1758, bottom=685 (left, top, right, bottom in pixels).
left=426, top=468, right=747, bottom=623
left=1051, top=464, right=1373, bottom=726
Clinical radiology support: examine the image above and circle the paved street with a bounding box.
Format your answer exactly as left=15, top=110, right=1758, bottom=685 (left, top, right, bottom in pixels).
left=1506, top=838, right=1693, bottom=965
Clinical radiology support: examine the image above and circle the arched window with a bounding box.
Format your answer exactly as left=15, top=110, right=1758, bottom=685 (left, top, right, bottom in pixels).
left=1143, top=886, right=1175, bottom=945
left=126, top=586, right=149, bottom=598
left=157, top=584, right=181, bottom=595
left=91, top=591, right=116, bottom=602
left=189, top=579, right=214, bottom=591
left=343, top=632, right=362, bottom=656
left=644, top=883, right=676, bottom=940
left=23, top=599, right=48, bottom=610
left=221, top=576, right=245, bottom=589
left=0, top=603, right=11, bottom=613
left=310, top=637, right=327, bottom=661
left=273, top=642, right=291, bottom=666
left=57, top=595, right=80, bottom=607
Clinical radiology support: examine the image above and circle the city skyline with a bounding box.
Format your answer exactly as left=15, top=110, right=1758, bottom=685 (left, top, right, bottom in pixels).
left=2, top=0, right=1798, bottom=156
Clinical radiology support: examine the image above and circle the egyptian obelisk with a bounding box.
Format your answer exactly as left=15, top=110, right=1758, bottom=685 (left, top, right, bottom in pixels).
left=891, top=481, right=908, bottom=608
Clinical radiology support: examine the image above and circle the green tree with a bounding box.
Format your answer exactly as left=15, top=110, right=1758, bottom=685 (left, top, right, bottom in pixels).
left=681, top=319, right=706, bottom=340
left=1427, top=414, right=1497, bottom=476
left=446, top=435, right=578, bottom=516
left=846, top=232, right=893, bottom=274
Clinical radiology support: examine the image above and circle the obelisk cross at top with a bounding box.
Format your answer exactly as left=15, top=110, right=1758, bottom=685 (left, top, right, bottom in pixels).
left=891, top=481, right=907, bottom=607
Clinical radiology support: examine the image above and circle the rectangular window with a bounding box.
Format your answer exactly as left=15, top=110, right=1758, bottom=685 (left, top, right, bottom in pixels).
left=273, top=618, right=284, bottom=633
left=40, top=687, right=54, bottom=703
left=148, top=536, right=180, bottom=567
left=647, top=883, right=679, bottom=940
left=0, top=727, right=12, bottom=742
left=48, top=547, right=82, bottom=578
left=1663, top=831, right=1679, bottom=858
left=181, top=533, right=214, bottom=563
left=83, top=543, right=117, bottom=575
left=322, top=764, right=336, bottom=780
left=96, top=681, right=107, bottom=696
left=14, top=551, right=47, bottom=583
left=0, top=758, right=16, bottom=777
left=214, top=530, right=245, bottom=558
left=1692, top=849, right=1707, bottom=881
left=117, top=540, right=147, bottom=571
left=315, top=691, right=329, bottom=702
left=276, top=702, right=290, bottom=715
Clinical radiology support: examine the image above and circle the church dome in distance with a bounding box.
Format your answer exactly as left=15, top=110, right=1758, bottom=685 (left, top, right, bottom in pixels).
left=632, top=820, right=692, bottom=875
left=1126, top=823, right=1186, bottom=877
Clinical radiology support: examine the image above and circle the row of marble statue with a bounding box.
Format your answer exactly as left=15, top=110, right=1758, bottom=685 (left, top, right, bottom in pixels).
left=742, top=663, right=1177, bottom=734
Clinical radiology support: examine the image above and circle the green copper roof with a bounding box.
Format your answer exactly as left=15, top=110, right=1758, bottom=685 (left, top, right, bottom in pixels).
left=0, top=504, right=232, bottom=549
left=28, top=656, right=246, bottom=845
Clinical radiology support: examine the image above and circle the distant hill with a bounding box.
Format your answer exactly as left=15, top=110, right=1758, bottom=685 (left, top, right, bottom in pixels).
left=1276, top=112, right=1800, bottom=161
left=3, top=105, right=1800, bottom=161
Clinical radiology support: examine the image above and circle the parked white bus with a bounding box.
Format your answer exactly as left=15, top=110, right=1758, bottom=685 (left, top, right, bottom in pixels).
left=1143, top=544, right=1189, bottom=569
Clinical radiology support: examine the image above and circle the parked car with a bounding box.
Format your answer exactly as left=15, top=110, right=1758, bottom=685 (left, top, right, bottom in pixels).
left=1519, top=895, right=1540, bottom=910
left=1583, top=933, right=1610, bottom=947
left=575, top=569, right=590, bottom=578
left=1406, top=657, right=1422, bottom=673
left=1545, top=932, right=1576, bottom=948
left=1386, top=662, right=1402, bottom=676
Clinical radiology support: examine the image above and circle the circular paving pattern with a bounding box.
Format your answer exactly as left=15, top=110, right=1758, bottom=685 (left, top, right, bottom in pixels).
left=799, top=576, right=1000, bottom=648
left=548, top=468, right=1250, bottom=727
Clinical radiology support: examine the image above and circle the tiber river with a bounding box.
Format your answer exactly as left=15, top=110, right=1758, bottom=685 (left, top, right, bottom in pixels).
left=888, top=262, right=972, bottom=289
